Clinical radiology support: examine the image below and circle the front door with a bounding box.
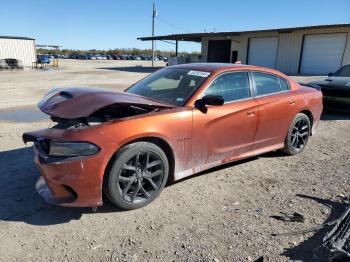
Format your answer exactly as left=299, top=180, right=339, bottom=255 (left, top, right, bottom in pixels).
left=192, top=71, right=258, bottom=169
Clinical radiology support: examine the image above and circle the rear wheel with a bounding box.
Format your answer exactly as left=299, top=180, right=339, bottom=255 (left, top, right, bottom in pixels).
left=282, top=113, right=311, bottom=155
left=103, top=142, right=169, bottom=210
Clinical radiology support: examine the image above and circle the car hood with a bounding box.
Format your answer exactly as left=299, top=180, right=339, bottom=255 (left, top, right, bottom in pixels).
left=38, top=87, right=174, bottom=119
left=311, top=77, right=350, bottom=89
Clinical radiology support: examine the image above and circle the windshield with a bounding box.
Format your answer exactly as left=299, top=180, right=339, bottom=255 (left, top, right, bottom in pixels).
left=126, top=68, right=210, bottom=106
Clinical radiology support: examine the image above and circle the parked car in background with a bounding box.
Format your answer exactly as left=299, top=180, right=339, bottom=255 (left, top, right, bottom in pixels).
left=37, top=55, right=51, bottom=64
left=23, top=63, right=322, bottom=210
left=308, top=64, right=350, bottom=113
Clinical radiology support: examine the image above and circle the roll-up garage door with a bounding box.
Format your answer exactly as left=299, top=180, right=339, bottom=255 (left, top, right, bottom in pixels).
left=248, top=37, right=279, bottom=69
left=300, top=33, right=347, bottom=74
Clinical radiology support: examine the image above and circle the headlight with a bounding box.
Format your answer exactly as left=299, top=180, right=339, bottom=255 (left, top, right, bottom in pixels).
left=49, top=141, right=99, bottom=157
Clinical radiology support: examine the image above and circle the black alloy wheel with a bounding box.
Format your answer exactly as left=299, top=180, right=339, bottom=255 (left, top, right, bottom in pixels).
left=103, top=142, right=169, bottom=210
left=282, top=113, right=311, bottom=155
left=290, top=117, right=310, bottom=151
left=117, top=150, right=164, bottom=204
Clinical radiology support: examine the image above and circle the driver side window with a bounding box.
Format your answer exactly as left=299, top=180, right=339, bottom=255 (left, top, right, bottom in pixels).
left=203, top=72, right=251, bottom=103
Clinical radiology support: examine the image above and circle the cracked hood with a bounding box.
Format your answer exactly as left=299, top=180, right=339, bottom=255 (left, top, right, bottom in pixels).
left=38, top=87, right=174, bottom=119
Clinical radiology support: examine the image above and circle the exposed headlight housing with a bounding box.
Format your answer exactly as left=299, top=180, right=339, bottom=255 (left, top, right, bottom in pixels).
left=49, top=141, right=99, bottom=157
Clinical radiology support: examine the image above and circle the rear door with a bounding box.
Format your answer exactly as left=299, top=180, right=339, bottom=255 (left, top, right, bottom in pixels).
left=251, top=72, right=299, bottom=149
left=192, top=71, right=259, bottom=167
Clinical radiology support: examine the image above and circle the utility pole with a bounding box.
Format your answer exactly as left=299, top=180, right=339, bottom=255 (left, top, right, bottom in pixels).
left=152, top=2, right=157, bottom=67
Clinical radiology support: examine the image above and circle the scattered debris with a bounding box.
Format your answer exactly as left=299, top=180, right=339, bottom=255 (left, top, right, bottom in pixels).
left=91, top=244, right=101, bottom=250
left=272, top=198, right=350, bottom=260
left=222, top=206, right=239, bottom=212
left=322, top=203, right=350, bottom=259
left=254, top=256, right=264, bottom=262
left=271, top=212, right=304, bottom=223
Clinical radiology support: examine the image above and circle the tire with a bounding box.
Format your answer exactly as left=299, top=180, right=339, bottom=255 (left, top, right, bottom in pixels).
left=282, top=113, right=311, bottom=155
left=103, top=142, right=169, bottom=210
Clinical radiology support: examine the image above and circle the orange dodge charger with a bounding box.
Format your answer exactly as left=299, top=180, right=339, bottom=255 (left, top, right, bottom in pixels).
left=23, top=63, right=323, bottom=210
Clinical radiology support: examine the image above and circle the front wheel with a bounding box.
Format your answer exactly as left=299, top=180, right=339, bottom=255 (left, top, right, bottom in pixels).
left=282, top=113, right=311, bottom=155
left=103, top=142, right=169, bottom=210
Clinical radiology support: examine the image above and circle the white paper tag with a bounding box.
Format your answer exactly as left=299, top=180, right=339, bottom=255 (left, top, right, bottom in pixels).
left=187, top=70, right=210, bottom=78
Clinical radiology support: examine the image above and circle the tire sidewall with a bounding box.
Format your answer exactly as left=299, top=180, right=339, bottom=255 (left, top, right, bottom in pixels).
left=106, top=142, right=169, bottom=210
left=284, top=113, right=311, bottom=155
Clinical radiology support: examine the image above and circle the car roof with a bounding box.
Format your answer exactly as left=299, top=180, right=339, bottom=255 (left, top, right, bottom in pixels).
left=170, top=63, right=267, bottom=72
left=169, top=63, right=289, bottom=78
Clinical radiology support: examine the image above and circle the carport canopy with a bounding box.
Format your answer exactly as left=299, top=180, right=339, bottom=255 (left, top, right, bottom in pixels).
left=138, top=33, right=207, bottom=56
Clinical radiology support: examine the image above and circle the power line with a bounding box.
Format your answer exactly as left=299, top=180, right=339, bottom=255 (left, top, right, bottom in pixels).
left=156, top=16, right=201, bottom=44
left=157, top=16, right=192, bottom=33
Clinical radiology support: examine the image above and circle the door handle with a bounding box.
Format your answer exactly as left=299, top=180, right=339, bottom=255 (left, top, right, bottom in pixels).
left=289, top=100, right=296, bottom=105
left=247, top=111, right=256, bottom=116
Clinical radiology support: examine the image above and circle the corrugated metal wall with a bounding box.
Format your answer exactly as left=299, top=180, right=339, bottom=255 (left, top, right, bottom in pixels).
left=0, top=38, right=36, bottom=67
left=201, top=26, right=350, bottom=75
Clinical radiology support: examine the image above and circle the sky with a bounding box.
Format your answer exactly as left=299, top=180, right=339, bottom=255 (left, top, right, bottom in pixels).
left=0, top=0, right=349, bottom=52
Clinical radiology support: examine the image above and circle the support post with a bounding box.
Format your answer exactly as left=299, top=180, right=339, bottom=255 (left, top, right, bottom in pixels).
left=175, top=40, right=178, bottom=57
left=151, top=2, right=156, bottom=67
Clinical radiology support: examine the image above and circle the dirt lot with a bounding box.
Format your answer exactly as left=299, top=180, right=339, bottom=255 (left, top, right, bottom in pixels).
left=0, top=60, right=349, bottom=262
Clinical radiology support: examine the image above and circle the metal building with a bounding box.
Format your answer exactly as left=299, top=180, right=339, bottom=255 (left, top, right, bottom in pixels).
left=139, top=24, right=350, bottom=75
left=0, top=36, right=36, bottom=67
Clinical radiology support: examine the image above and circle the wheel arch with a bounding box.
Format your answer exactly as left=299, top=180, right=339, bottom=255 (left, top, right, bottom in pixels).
left=299, top=109, right=314, bottom=135
left=103, top=136, right=176, bottom=185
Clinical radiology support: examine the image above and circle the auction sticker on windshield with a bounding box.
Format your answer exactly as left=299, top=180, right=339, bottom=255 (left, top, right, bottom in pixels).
left=187, top=71, right=210, bottom=78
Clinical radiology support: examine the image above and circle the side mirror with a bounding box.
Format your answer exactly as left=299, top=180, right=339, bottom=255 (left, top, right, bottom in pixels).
left=195, top=95, right=224, bottom=113
left=328, top=72, right=334, bottom=77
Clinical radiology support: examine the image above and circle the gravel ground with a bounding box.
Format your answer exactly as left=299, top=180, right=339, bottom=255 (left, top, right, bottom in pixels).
left=0, top=60, right=349, bottom=261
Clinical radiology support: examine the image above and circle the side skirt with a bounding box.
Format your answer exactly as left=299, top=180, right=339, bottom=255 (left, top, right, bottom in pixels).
left=174, top=143, right=284, bottom=181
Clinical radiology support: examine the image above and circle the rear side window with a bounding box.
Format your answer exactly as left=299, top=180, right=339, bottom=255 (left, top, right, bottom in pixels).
left=253, top=72, right=290, bottom=96
left=279, top=78, right=290, bottom=91
left=204, top=72, right=251, bottom=103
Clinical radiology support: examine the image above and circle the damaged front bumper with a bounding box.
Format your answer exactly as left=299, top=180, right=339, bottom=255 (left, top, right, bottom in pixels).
left=23, top=128, right=117, bottom=207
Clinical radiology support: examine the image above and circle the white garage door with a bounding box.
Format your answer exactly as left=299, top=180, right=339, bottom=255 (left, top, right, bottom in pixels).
left=248, top=37, right=279, bottom=69
left=300, top=33, right=347, bottom=75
